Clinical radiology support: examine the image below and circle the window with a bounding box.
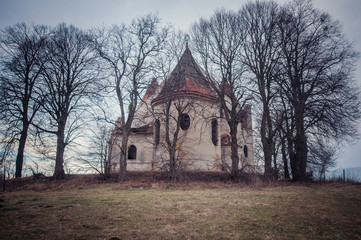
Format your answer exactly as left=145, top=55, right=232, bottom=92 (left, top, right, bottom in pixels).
left=180, top=113, right=190, bottom=130
left=128, top=145, right=137, bottom=160
left=211, top=118, right=218, bottom=146
left=155, top=119, right=160, bottom=146
left=244, top=145, right=248, bottom=158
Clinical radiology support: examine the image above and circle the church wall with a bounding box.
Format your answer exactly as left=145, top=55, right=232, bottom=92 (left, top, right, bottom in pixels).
left=127, top=134, right=154, bottom=171
left=109, top=99, right=255, bottom=173
left=152, top=97, right=223, bottom=171
left=109, top=133, right=154, bottom=173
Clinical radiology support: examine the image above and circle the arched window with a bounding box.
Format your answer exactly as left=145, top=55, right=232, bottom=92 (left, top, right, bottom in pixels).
left=180, top=113, right=190, bottom=130
left=244, top=145, right=248, bottom=158
left=155, top=119, right=160, bottom=146
left=128, top=145, right=137, bottom=160
left=211, top=118, right=218, bottom=146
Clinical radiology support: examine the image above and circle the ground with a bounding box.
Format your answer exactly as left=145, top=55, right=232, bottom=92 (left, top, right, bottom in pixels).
left=0, top=173, right=360, bottom=239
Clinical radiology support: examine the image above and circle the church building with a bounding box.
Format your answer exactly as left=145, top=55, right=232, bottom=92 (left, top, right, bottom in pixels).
left=108, top=46, right=254, bottom=173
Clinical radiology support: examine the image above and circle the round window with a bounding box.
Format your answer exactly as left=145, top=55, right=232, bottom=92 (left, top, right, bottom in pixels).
left=180, top=113, right=190, bottom=130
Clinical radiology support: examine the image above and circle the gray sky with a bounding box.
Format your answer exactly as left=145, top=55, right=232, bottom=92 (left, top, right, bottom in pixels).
left=1, top=0, right=360, bottom=169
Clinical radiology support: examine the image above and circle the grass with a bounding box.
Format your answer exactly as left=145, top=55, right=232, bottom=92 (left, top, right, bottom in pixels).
left=0, top=175, right=361, bottom=239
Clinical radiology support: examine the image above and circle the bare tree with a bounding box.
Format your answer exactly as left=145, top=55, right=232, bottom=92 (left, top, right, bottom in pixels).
left=192, top=9, right=252, bottom=178
left=276, top=0, right=360, bottom=180
left=0, top=23, right=49, bottom=178
left=308, top=138, right=336, bottom=181
left=153, top=97, right=194, bottom=180
left=93, top=14, right=169, bottom=180
left=154, top=29, right=187, bottom=80
left=239, top=1, right=281, bottom=177
left=0, top=133, right=15, bottom=190
left=78, top=122, right=112, bottom=179
left=34, top=23, right=99, bottom=179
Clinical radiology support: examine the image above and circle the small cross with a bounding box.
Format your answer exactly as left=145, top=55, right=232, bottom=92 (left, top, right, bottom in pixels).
left=185, top=34, right=190, bottom=48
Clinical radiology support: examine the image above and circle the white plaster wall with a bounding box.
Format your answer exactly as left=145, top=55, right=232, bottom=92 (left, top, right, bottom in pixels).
left=109, top=133, right=154, bottom=172
left=109, top=96, right=255, bottom=173
left=152, top=97, right=223, bottom=171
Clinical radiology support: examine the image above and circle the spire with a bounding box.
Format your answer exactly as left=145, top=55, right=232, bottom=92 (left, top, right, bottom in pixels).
left=152, top=44, right=216, bottom=104
left=185, top=34, right=190, bottom=49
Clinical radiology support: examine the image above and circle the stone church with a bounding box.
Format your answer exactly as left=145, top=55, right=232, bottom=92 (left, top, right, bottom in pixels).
left=108, top=46, right=254, bottom=173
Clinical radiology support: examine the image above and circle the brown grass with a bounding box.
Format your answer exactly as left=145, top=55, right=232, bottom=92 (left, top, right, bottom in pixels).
left=0, top=173, right=360, bottom=240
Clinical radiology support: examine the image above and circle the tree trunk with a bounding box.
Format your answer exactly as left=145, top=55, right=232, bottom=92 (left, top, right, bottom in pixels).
left=285, top=126, right=298, bottom=181
left=293, top=107, right=308, bottom=181
left=289, top=152, right=298, bottom=181
left=54, top=121, right=66, bottom=180
left=169, top=147, right=177, bottom=180
left=229, top=122, right=239, bottom=179
left=281, top=134, right=290, bottom=179
left=167, top=130, right=180, bottom=181
left=15, top=124, right=29, bottom=178
left=272, top=149, right=278, bottom=180
left=164, top=101, right=181, bottom=181
left=294, top=132, right=307, bottom=181
left=105, top=139, right=113, bottom=178
left=261, top=109, right=273, bottom=177
left=119, top=133, right=128, bottom=181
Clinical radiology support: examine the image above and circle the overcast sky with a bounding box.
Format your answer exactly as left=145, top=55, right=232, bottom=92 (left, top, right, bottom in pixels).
left=0, top=0, right=360, bottom=169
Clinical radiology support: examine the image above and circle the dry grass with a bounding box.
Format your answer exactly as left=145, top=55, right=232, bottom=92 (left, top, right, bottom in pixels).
left=0, top=174, right=360, bottom=239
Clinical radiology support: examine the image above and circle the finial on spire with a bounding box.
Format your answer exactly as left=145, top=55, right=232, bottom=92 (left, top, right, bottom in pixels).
left=185, top=34, right=190, bottom=49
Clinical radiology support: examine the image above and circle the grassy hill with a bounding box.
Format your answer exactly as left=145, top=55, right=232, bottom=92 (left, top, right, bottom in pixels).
left=0, top=173, right=360, bottom=239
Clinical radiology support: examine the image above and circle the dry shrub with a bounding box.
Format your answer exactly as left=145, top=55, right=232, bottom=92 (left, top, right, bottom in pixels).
left=2, top=171, right=288, bottom=191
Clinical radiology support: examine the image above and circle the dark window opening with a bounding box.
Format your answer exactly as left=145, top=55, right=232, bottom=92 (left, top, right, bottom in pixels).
left=180, top=113, right=190, bottom=130
left=155, top=119, right=160, bottom=146
left=211, top=118, right=218, bottom=146
left=128, top=145, right=137, bottom=160
left=244, top=145, right=248, bottom=158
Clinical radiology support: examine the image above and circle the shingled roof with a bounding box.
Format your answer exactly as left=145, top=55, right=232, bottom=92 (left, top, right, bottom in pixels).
left=152, top=46, right=216, bottom=104
left=142, top=78, right=159, bottom=101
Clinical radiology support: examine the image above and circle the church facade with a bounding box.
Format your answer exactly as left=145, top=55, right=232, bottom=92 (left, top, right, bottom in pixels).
left=108, top=47, right=254, bottom=173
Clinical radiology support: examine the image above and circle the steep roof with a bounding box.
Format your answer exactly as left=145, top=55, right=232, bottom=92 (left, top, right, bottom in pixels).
left=112, top=121, right=154, bottom=136
left=152, top=46, right=216, bottom=104
left=142, top=78, right=159, bottom=101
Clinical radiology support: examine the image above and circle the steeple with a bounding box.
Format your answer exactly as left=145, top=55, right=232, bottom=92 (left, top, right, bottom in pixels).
left=185, top=34, right=190, bottom=49
left=152, top=44, right=216, bottom=104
